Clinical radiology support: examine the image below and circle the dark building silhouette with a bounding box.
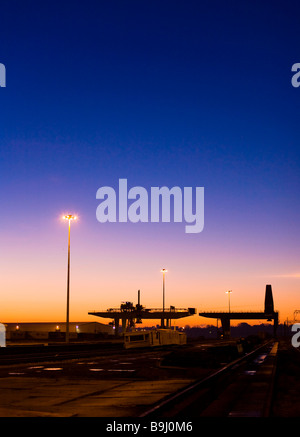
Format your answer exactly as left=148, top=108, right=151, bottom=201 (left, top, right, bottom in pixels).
left=264, top=284, right=274, bottom=317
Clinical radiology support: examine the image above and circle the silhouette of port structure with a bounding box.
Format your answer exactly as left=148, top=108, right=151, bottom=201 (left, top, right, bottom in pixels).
left=199, top=284, right=278, bottom=338
left=89, top=290, right=196, bottom=335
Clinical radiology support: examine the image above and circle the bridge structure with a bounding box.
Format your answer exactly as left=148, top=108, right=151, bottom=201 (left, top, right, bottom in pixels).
left=89, top=290, right=196, bottom=335
left=199, top=284, right=279, bottom=339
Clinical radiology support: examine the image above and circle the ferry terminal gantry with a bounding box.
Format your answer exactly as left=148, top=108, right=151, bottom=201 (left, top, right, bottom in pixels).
left=89, top=302, right=196, bottom=335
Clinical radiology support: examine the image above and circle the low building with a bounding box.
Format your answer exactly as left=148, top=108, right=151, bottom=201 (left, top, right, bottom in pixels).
left=3, top=321, right=114, bottom=341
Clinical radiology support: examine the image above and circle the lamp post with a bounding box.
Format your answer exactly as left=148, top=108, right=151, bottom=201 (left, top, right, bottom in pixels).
left=226, top=290, right=232, bottom=313
left=160, top=269, right=167, bottom=327
left=62, top=214, right=77, bottom=343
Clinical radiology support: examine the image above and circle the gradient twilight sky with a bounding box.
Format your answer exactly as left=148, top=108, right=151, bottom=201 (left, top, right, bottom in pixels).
left=0, top=1, right=299, bottom=327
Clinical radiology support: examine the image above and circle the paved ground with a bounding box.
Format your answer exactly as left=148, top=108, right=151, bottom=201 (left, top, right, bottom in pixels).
left=0, top=348, right=202, bottom=417
left=0, top=376, right=193, bottom=417
left=1, top=339, right=298, bottom=417
left=271, top=340, right=300, bottom=417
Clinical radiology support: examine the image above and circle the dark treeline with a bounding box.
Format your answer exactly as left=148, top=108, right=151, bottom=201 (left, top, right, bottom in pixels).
left=182, top=323, right=288, bottom=339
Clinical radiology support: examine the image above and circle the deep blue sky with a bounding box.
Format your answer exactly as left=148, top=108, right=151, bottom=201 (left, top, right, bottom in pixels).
left=0, top=1, right=299, bottom=321
left=1, top=1, right=299, bottom=229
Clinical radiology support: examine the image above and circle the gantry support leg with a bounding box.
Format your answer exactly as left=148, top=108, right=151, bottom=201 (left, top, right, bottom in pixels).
left=221, top=317, right=231, bottom=339
left=114, top=318, right=119, bottom=336
left=274, top=313, right=278, bottom=338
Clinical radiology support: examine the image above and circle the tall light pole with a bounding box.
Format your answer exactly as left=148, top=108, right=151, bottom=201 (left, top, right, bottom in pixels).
left=62, top=214, right=77, bottom=343
left=226, top=290, right=232, bottom=313
left=160, top=269, right=167, bottom=328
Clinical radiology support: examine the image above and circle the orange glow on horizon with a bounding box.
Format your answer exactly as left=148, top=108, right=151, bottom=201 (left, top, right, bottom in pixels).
left=0, top=212, right=298, bottom=329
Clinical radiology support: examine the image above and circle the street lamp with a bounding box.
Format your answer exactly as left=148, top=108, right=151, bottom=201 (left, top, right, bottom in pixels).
left=160, top=269, right=167, bottom=327
left=226, top=290, right=232, bottom=313
left=62, top=214, right=77, bottom=343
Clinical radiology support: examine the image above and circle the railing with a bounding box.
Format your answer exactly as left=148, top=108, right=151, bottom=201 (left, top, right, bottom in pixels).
left=90, top=308, right=192, bottom=313
left=199, top=309, right=279, bottom=314
left=199, top=310, right=266, bottom=314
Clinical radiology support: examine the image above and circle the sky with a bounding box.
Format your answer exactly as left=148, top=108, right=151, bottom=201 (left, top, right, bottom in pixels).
left=0, top=0, right=299, bottom=327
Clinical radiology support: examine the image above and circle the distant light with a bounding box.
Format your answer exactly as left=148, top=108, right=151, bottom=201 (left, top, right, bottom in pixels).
left=43, top=368, right=63, bottom=371
left=56, top=325, right=60, bottom=331
left=226, top=290, right=232, bottom=294
left=16, top=325, right=19, bottom=330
